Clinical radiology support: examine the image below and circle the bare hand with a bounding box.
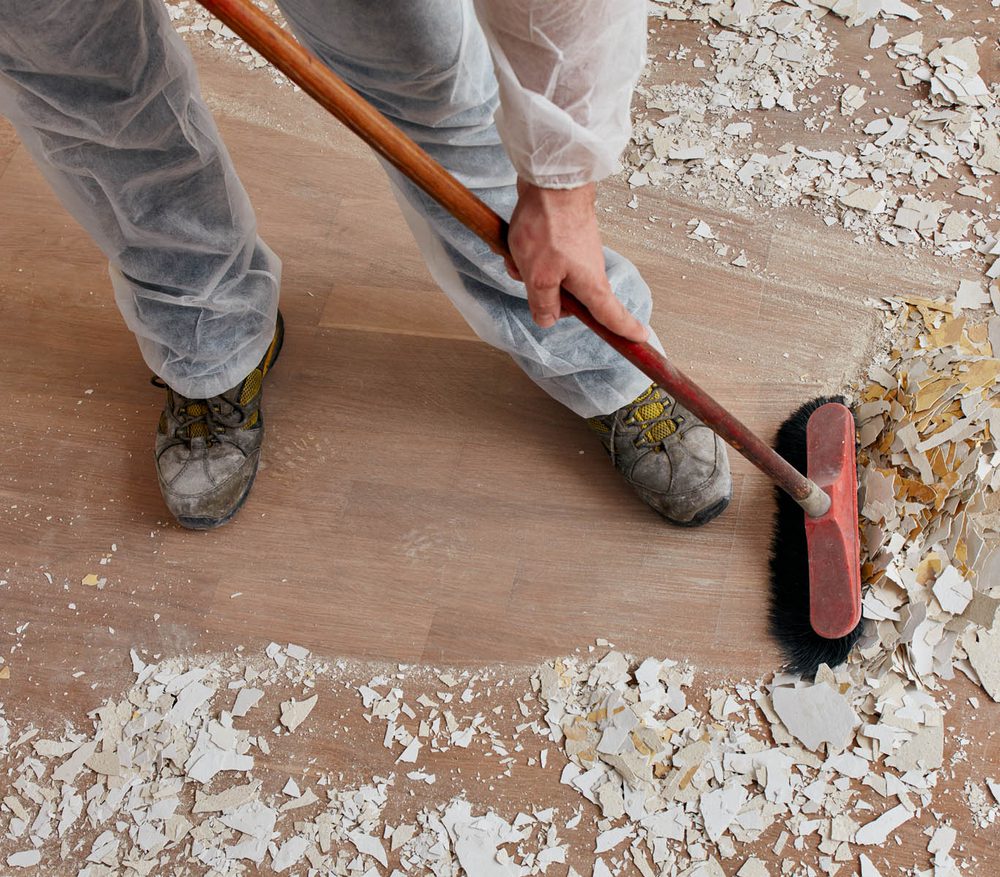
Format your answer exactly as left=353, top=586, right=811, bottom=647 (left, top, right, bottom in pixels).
left=505, top=179, right=649, bottom=343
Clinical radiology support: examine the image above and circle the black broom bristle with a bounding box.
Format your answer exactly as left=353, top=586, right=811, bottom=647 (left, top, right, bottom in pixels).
left=768, top=395, right=863, bottom=678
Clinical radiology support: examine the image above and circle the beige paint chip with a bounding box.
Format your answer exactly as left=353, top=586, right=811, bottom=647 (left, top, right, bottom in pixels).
left=396, top=738, right=421, bottom=764
left=6, top=850, right=42, bottom=868
left=965, top=623, right=1000, bottom=701
left=84, top=750, right=121, bottom=777
left=885, top=722, right=943, bottom=771
left=700, top=784, right=749, bottom=842
left=840, top=186, right=885, bottom=213
left=841, top=85, right=868, bottom=115
left=679, top=857, right=726, bottom=877
left=192, top=781, right=259, bottom=813
left=772, top=684, right=859, bottom=752
left=859, top=854, right=884, bottom=877
left=279, top=694, right=318, bottom=732
left=955, top=279, right=989, bottom=312
left=232, top=687, right=264, bottom=717
left=737, top=858, right=771, bottom=877
left=348, top=830, right=388, bottom=867
left=870, top=25, right=890, bottom=48
left=271, top=835, right=310, bottom=872
left=932, top=566, right=972, bottom=614
left=855, top=803, right=913, bottom=844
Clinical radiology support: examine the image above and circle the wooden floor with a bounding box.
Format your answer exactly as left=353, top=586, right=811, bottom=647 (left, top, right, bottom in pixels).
left=0, top=49, right=971, bottom=682
left=0, top=25, right=996, bottom=876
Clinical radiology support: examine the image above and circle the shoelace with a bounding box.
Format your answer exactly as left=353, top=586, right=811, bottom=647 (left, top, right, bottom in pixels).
left=150, top=377, right=251, bottom=443
left=622, top=385, right=683, bottom=448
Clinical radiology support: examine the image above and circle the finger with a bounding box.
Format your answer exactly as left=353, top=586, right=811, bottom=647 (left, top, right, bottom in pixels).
left=575, top=274, right=649, bottom=343
left=526, top=277, right=562, bottom=329
left=504, top=255, right=523, bottom=282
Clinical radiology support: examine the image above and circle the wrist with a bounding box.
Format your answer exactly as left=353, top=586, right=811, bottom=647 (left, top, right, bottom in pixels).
left=516, top=178, right=597, bottom=215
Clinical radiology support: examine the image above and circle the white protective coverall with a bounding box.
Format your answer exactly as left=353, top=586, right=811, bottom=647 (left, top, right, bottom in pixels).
left=0, top=0, right=664, bottom=417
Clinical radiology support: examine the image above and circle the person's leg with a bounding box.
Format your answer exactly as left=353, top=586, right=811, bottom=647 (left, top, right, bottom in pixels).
left=0, top=0, right=279, bottom=399
left=276, top=0, right=655, bottom=419
left=0, top=0, right=284, bottom=529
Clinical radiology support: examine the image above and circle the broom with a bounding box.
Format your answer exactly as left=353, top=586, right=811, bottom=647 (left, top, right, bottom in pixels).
left=195, top=0, right=864, bottom=676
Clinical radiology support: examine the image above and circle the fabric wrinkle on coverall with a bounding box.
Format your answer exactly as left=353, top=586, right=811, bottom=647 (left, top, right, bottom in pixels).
left=0, top=0, right=665, bottom=417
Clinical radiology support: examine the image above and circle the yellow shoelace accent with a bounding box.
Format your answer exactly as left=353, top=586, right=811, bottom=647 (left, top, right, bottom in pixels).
left=627, top=385, right=679, bottom=447
left=641, top=419, right=678, bottom=443
left=175, top=384, right=260, bottom=440
left=634, top=401, right=664, bottom=421
left=184, top=401, right=212, bottom=439
left=588, top=385, right=680, bottom=445
left=157, top=319, right=275, bottom=441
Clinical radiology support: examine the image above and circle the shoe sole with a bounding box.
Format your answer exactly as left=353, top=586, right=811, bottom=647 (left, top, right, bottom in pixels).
left=174, top=312, right=285, bottom=531
left=665, top=494, right=731, bottom=528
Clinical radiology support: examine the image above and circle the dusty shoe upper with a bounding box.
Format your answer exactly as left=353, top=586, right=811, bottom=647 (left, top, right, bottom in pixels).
left=588, top=384, right=732, bottom=526
left=154, top=313, right=284, bottom=530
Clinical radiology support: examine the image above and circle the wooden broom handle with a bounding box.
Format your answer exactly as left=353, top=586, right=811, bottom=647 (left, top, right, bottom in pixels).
left=196, top=0, right=830, bottom=516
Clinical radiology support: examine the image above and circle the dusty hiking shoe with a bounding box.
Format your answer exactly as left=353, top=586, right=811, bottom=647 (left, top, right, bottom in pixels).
left=587, top=384, right=732, bottom=526
left=153, top=313, right=284, bottom=530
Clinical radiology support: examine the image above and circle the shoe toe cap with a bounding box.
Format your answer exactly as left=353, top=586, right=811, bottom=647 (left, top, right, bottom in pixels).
left=632, top=428, right=733, bottom=525
left=156, top=440, right=259, bottom=527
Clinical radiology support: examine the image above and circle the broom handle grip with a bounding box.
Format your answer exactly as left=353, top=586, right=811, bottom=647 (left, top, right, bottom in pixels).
left=197, top=0, right=830, bottom=517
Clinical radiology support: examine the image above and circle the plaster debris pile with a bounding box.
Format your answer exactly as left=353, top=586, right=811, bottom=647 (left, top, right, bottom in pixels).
left=647, top=0, right=835, bottom=116
left=850, top=287, right=1000, bottom=690
left=964, top=777, right=1000, bottom=828
left=634, top=0, right=999, bottom=279
left=2, top=638, right=987, bottom=877
left=531, top=647, right=971, bottom=877
left=357, top=669, right=515, bottom=771
left=0, top=644, right=337, bottom=875
left=0, top=644, right=576, bottom=876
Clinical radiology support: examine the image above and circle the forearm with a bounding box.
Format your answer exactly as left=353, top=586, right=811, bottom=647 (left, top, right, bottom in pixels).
left=472, top=0, right=647, bottom=188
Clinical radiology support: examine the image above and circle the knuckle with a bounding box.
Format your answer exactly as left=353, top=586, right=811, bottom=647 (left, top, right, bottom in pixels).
left=528, top=272, right=561, bottom=292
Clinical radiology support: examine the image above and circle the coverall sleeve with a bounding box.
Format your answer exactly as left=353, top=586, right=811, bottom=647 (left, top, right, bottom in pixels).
left=472, top=0, right=648, bottom=189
